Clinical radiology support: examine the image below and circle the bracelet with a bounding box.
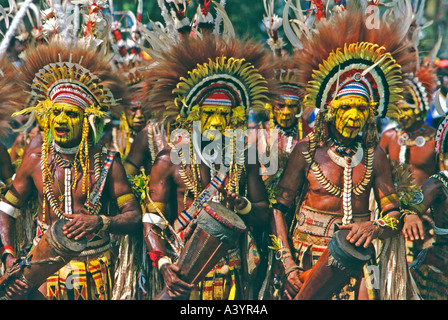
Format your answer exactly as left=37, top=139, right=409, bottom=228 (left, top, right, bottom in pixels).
left=400, top=209, right=419, bottom=220
left=158, top=256, right=172, bottom=271
left=237, top=197, right=252, bottom=215
left=99, top=215, right=111, bottom=231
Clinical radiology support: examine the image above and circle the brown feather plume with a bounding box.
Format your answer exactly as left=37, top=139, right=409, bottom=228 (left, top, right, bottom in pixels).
left=140, top=35, right=280, bottom=122
left=0, top=58, right=24, bottom=137
left=19, top=42, right=130, bottom=119
left=293, top=6, right=417, bottom=99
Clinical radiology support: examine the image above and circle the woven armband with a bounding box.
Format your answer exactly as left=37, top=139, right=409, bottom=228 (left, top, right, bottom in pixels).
left=146, top=201, right=167, bottom=213
left=379, top=193, right=399, bottom=209
left=272, top=202, right=289, bottom=214
left=5, top=191, right=23, bottom=208
left=0, top=201, right=21, bottom=219
left=117, top=193, right=137, bottom=207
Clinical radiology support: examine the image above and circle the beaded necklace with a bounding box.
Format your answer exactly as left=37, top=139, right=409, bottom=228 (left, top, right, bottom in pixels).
left=42, top=144, right=102, bottom=221
left=303, top=132, right=374, bottom=225
left=170, top=137, right=246, bottom=210
left=397, top=124, right=435, bottom=164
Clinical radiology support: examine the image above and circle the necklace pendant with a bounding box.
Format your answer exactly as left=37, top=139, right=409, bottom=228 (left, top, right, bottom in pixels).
left=415, top=136, right=426, bottom=147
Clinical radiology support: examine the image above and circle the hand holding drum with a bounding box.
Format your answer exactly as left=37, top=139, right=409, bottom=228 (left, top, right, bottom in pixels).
left=294, top=229, right=374, bottom=300
left=155, top=201, right=247, bottom=300
left=0, top=219, right=87, bottom=300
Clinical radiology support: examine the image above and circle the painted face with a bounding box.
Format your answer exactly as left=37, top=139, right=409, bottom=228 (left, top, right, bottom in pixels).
left=36, top=114, right=45, bottom=131
left=50, top=103, right=84, bottom=148
left=332, top=95, right=370, bottom=139
left=395, top=102, right=420, bottom=130
left=126, top=100, right=147, bottom=132
left=200, top=105, right=232, bottom=134
left=273, top=99, right=300, bottom=128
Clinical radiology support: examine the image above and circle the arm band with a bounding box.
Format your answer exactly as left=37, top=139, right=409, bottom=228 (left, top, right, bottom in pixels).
left=379, top=193, right=399, bottom=209
left=237, top=197, right=252, bottom=215
left=117, top=193, right=137, bottom=207
left=272, top=202, right=290, bottom=214
left=143, top=213, right=168, bottom=230
left=0, top=201, right=21, bottom=219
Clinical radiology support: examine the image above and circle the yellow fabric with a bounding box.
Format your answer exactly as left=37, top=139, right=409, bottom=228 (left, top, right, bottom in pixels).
left=46, top=250, right=114, bottom=300
left=189, top=251, right=242, bottom=300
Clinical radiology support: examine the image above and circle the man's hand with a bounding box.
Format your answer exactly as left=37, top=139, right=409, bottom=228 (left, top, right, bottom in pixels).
left=159, top=263, right=194, bottom=299
left=402, top=214, right=425, bottom=241
left=217, top=185, right=248, bottom=211
left=3, top=256, right=29, bottom=298
left=338, top=221, right=381, bottom=248
left=282, top=257, right=304, bottom=300
left=62, top=214, right=103, bottom=240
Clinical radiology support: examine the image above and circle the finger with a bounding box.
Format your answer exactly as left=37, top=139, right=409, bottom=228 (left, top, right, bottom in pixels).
left=283, top=288, right=293, bottom=300
left=347, top=228, right=360, bottom=243
left=418, top=224, right=425, bottom=240
left=412, top=225, right=420, bottom=240
left=65, top=226, right=84, bottom=239
left=355, top=232, right=368, bottom=247
left=363, top=235, right=373, bottom=248
left=402, top=228, right=409, bottom=238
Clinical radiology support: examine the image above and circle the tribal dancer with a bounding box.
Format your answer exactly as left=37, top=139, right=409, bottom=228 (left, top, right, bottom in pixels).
left=141, top=35, right=277, bottom=300
left=269, top=6, right=416, bottom=300
left=380, top=62, right=439, bottom=263
left=100, top=65, right=148, bottom=161
left=402, top=103, right=448, bottom=299
left=0, top=42, right=141, bottom=300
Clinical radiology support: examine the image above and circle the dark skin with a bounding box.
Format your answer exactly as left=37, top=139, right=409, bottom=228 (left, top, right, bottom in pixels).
left=0, top=139, right=142, bottom=298
left=380, top=119, right=437, bottom=188
left=271, top=122, right=401, bottom=299
left=99, top=103, right=147, bottom=158
left=10, top=125, right=43, bottom=165
left=144, top=139, right=270, bottom=299
left=123, top=123, right=153, bottom=176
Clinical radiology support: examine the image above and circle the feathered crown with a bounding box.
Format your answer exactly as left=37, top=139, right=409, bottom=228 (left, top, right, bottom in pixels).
left=293, top=6, right=416, bottom=119
left=141, top=35, right=278, bottom=127
left=402, top=64, right=438, bottom=113
left=17, top=42, right=129, bottom=121
left=273, top=54, right=301, bottom=102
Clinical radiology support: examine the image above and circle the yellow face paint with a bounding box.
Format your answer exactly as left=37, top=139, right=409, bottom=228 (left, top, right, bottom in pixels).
left=200, top=105, right=232, bottom=134
left=273, top=99, right=300, bottom=128
left=331, top=95, right=369, bottom=139
left=395, top=102, right=419, bottom=130
left=50, top=103, right=84, bottom=148
left=126, top=100, right=147, bottom=132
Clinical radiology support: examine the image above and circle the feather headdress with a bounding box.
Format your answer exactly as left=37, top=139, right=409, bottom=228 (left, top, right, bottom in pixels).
left=294, top=5, right=416, bottom=119
left=0, top=58, right=23, bottom=137
left=17, top=41, right=129, bottom=123
left=402, top=63, right=438, bottom=114
left=140, top=35, right=279, bottom=128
